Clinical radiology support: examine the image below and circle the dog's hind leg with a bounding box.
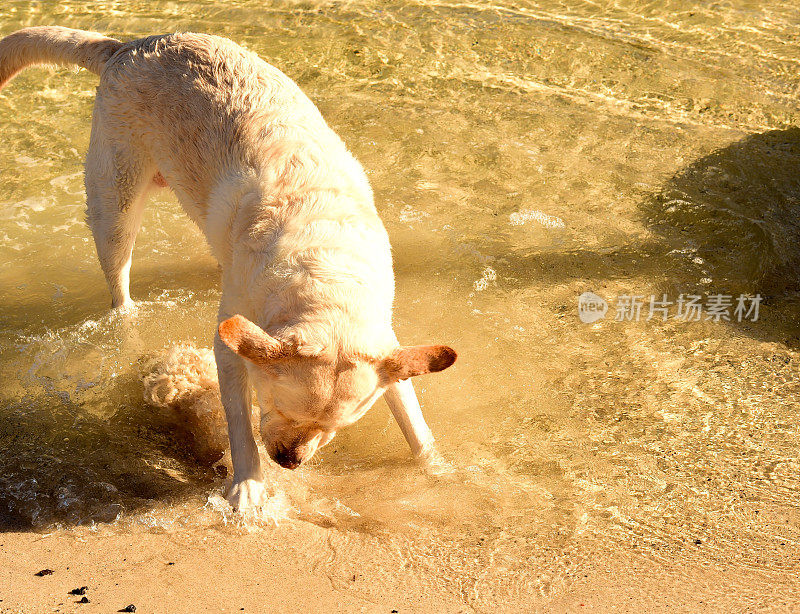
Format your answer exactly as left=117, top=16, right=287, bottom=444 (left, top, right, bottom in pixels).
left=84, top=129, right=154, bottom=309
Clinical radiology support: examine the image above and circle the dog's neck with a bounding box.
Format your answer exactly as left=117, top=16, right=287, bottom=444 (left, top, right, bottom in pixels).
left=213, top=182, right=397, bottom=359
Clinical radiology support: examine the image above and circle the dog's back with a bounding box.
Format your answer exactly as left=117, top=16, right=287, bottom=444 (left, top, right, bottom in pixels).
left=98, top=33, right=396, bottom=354
left=99, top=33, right=374, bottom=223
left=1, top=27, right=395, bottom=355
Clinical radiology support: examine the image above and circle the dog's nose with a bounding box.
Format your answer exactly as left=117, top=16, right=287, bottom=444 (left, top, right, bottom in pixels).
left=273, top=448, right=301, bottom=470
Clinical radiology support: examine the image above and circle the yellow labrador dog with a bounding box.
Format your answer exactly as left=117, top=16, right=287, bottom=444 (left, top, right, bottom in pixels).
left=0, top=27, right=456, bottom=510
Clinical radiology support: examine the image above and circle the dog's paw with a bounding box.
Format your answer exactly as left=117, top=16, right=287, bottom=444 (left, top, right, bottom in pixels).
left=417, top=446, right=455, bottom=476
left=111, top=299, right=138, bottom=315
left=226, top=478, right=267, bottom=511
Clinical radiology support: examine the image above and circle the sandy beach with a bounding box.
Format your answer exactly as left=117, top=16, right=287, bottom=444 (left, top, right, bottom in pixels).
left=3, top=522, right=799, bottom=613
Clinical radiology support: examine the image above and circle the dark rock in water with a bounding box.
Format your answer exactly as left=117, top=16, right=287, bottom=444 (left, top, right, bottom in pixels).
left=34, top=569, right=54, bottom=576
left=119, top=606, right=136, bottom=612
left=78, top=596, right=90, bottom=604
left=69, top=587, right=88, bottom=595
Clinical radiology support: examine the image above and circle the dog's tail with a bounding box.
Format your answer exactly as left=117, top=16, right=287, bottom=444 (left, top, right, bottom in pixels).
left=0, top=26, right=122, bottom=91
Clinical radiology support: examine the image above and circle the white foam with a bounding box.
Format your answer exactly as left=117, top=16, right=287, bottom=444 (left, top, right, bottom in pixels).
left=509, top=208, right=566, bottom=229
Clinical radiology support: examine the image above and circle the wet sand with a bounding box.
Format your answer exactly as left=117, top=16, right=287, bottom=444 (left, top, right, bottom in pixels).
left=0, top=528, right=465, bottom=613
left=3, top=525, right=798, bottom=613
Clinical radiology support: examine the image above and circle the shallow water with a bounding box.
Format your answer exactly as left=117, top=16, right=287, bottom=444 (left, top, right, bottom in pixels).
left=2, top=0, right=800, bottom=609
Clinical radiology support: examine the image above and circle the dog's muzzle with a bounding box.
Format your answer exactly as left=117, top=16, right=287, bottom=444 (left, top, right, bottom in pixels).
left=272, top=447, right=301, bottom=470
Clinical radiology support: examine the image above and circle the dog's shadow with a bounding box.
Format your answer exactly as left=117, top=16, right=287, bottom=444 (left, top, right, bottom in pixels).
left=644, top=128, right=800, bottom=298
left=488, top=128, right=800, bottom=346
left=643, top=127, right=800, bottom=346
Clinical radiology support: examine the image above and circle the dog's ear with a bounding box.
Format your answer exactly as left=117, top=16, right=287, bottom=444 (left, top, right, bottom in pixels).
left=379, top=345, right=457, bottom=382
left=218, top=315, right=293, bottom=367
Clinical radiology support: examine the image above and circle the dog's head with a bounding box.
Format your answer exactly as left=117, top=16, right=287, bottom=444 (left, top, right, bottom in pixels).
left=218, top=315, right=456, bottom=469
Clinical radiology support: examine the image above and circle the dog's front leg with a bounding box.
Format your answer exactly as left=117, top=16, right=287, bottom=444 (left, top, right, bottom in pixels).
left=214, top=333, right=265, bottom=510
left=383, top=379, right=438, bottom=461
